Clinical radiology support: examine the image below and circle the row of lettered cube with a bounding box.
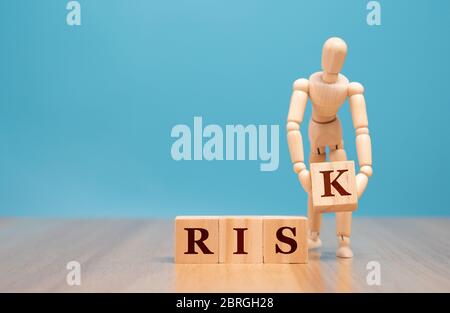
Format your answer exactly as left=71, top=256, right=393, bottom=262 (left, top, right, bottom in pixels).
left=175, top=216, right=308, bottom=264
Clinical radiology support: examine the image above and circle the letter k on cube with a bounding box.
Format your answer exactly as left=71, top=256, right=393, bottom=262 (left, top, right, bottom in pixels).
left=310, top=161, right=358, bottom=213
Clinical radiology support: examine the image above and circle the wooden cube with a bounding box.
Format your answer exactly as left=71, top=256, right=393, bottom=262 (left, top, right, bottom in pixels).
left=175, top=216, right=219, bottom=263
left=219, top=217, right=263, bottom=263
left=263, top=216, right=308, bottom=264
left=310, top=161, right=358, bottom=213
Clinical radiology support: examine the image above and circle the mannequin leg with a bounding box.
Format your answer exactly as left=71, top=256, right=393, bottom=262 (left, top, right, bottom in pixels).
left=329, top=147, right=353, bottom=258
left=308, top=149, right=326, bottom=249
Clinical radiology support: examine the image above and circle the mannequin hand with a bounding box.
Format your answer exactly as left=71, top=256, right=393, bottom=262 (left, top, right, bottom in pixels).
left=298, top=169, right=312, bottom=194
left=355, top=172, right=369, bottom=198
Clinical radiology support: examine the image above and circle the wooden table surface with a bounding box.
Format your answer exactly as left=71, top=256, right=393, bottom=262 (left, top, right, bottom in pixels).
left=1, top=218, right=449, bottom=292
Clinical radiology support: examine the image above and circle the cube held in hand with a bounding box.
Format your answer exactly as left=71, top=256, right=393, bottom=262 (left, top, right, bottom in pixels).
left=310, top=161, right=358, bottom=213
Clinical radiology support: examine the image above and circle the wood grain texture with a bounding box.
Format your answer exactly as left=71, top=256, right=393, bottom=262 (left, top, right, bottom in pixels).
left=0, top=218, right=450, bottom=292
left=175, top=216, right=219, bottom=264
left=311, top=161, right=358, bottom=213
left=263, top=217, right=308, bottom=264
left=219, top=217, right=263, bottom=264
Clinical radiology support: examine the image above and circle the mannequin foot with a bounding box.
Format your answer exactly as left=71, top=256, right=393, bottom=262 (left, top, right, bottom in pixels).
left=308, top=231, right=322, bottom=250
left=336, top=235, right=353, bottom=258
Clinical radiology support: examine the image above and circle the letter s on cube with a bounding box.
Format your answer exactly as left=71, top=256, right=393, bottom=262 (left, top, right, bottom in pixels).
left=310, top=161, right=358, bottom=213
left=175, top=216, right=219, bottom=263
left=263, top=216, right=308, bottom=264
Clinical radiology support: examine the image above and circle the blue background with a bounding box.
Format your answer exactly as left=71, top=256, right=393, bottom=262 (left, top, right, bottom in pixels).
left=1, top=0, right=449, bottom=217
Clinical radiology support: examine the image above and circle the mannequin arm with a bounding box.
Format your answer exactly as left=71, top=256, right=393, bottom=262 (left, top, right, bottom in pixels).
left=287, top=78, right=311, bottom=193
left=348, top=82, right=373, bottom=198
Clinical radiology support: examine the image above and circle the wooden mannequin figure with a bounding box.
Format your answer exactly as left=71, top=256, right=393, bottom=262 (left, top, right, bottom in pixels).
left=287, top=37, right=373, bottom=258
